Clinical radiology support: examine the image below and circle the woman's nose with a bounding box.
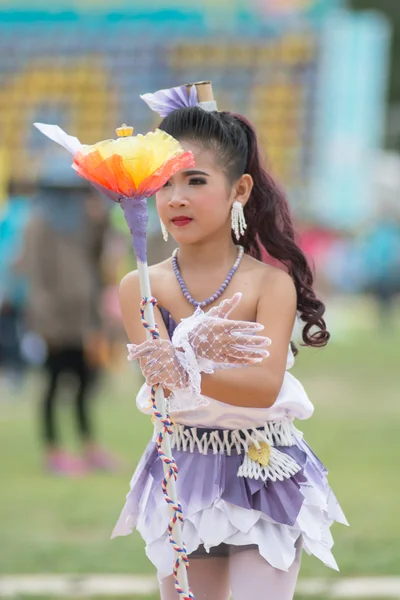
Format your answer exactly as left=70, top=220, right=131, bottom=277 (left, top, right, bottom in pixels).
left=168, top=193, right=189, bottom=208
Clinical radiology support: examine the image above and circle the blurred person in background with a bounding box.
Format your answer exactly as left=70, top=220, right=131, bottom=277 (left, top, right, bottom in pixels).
left=361, top=206, right=400, bottom=328
left=0, top=180, right=32, bottom=391
left=358, top=140, right=400, bottom=327
left=22, top=161, right=117, bottom=475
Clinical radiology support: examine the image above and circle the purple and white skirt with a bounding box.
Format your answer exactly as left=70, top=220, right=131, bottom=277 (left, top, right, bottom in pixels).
left=112, top=419, right=348, bottom=579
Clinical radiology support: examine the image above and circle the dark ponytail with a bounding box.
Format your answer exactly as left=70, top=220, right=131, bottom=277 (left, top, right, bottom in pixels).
left=159, top=107, right=330, bottom=351
left=232, top=114, right=329, bottom=351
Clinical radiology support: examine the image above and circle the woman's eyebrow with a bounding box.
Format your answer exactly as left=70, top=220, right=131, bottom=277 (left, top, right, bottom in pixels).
left=183, top=169, right=210, bottom=177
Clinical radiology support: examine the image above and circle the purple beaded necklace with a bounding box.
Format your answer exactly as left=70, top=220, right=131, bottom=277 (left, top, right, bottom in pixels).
left=172, top=245, right=244, bottom=308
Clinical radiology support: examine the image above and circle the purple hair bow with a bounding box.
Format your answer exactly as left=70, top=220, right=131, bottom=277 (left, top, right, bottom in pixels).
left=140, top=85, right=198, bottom=118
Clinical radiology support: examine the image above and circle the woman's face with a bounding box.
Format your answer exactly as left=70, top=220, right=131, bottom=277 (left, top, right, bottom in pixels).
left=156, top=141, right=235, bottom=245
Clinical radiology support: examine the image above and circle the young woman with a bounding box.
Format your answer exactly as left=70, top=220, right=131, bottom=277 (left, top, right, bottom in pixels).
left=112, top=90, right=347, bottom=599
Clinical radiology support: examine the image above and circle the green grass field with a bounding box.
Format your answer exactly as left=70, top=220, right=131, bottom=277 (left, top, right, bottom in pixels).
left=0, top=314, right=399, bottom=598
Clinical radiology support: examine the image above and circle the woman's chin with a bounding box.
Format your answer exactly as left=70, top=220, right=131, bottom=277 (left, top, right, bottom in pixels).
left=169, top=227, right=202, bottom=245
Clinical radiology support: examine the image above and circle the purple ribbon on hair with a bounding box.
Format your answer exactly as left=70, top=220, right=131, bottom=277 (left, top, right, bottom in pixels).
left=140, top=85, right=198, bottom=118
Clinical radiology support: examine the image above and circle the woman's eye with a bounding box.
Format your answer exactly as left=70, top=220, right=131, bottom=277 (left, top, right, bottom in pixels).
left=189, top=178, right=207, bottom=185
left=162, top=180, right=171, bottom=188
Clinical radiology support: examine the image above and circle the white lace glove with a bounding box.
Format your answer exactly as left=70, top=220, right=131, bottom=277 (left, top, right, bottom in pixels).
left=128, top=293, right=271, bottom=409
left=171, top=292, right=271, bottom=397
left=127, top=338, right=189, bottom=391
left=188, top=293, right=270, bottom=366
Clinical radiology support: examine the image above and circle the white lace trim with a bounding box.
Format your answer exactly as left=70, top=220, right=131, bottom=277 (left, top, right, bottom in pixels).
left=167, top=419, right=300, bottom=483
left=166, top=388, right=209, bottom=413
left=237, top=447, right=301, bottom=482
left=169, top=420, right=296, bottom=453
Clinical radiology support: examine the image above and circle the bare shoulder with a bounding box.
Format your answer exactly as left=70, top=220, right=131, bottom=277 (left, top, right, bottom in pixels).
left=243, top=255, right=296, bottom=307
left=264, top=264, right=296, bottom=297
left=118, top=260, right=173, bottom=343
left=149, top=258, right=173, bottom=285
left=119, top=258, right=172, bottom=300
left=119, top=270, right=141, bottom=310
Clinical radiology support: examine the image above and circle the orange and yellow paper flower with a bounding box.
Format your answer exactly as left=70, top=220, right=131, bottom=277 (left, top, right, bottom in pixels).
left=34, top=121, right=194, bottom=263
left=73, top=129, right=194, bottom=199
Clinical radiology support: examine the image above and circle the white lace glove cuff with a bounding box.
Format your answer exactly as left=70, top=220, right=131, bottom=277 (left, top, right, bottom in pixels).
left=171, top=307, right=214, bottom=396
left=166, top=386, right=209, bottom=413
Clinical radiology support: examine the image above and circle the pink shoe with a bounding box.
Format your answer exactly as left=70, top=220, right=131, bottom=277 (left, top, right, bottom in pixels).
left=84, top=446, right=120, bottom=472
left=46, top=449, right=87, bottom=477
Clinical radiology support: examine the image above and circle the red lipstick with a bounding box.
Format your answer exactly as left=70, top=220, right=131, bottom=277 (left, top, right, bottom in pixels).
left=172, top=216, right=193, bottom=227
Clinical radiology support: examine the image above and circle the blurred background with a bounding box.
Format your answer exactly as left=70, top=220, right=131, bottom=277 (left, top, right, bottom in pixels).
left=0, top=0, right=399, bottom=599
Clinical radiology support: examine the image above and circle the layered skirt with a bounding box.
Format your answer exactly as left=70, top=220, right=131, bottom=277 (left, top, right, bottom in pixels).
left=112, top=419, right=348, bottom=579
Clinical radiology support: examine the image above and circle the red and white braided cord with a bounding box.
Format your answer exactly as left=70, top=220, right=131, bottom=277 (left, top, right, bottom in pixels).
left=140, top=297, right=194, bottom=600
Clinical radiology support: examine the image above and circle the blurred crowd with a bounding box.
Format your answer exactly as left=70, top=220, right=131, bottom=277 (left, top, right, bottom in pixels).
left=297, top=208, right=400, bottom=326
left=297, top=147, right=400, bottom=327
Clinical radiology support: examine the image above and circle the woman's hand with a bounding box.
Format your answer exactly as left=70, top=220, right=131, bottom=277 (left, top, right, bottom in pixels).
left=188, top=293, right=271, bottom=366
left=127, top=294, right=271, bottom=394
left=127, top=338, right=189, bottom=390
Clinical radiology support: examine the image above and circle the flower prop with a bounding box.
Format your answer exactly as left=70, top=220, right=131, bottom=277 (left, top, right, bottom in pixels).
left=75, top=128, right=193, bottom=199
left=34, top=121, right=196, bottom=600
left=34, top=122, right=195, bottom=263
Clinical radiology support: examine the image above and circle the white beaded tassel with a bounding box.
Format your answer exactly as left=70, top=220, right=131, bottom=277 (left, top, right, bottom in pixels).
left=160, top=219, right=169, bottom=242
left=237, top=448, right=301, bottom=482
left=231, top=201, right=247, bottom=241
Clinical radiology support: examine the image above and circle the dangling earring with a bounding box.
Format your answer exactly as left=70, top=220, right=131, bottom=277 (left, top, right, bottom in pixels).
left=231, top=201, right=247, bottom=241
left=160, top=219, right=169, bottom=242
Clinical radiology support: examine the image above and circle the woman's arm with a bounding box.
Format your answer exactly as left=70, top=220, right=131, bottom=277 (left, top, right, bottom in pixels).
left=119, top=271, right=186, bottom=399
left=200, top=269, right=297, bottom=409
left=119, top=270, right=171, bottom=343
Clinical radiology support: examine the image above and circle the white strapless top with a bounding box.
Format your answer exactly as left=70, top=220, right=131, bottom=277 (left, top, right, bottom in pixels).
left=136, top=345, right=314, bottom=429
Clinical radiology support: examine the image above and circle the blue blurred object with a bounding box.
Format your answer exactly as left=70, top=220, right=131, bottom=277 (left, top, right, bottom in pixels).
left=311, top=9, right=391, bottom=229
left=36, top=152, right=87, bottom=190
left=0, top=195, right=31, bottom=383
left=361, top=220, right=400, bottom=288
left=326, top=219, right=400, bottom=295
left=0, top=195, right=31, bottom=308
left=34, top=153, right=88, bottom=233
left=33, top=187, right=87, bottom=234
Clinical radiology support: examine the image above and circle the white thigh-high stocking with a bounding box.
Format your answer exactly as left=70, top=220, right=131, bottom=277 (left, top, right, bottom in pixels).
left=159, top=556, right=231, bottom=600
left=229, top=543, right=302, bottom=600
